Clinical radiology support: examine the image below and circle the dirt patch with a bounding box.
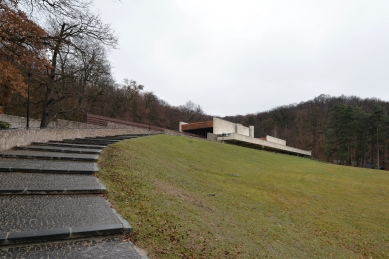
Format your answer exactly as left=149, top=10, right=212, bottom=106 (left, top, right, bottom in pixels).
left=154, top=181, right=215, bottom=213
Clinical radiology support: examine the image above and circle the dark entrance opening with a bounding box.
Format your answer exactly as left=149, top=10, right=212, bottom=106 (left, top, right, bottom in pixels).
left=182, top=127, right=213, bottom=137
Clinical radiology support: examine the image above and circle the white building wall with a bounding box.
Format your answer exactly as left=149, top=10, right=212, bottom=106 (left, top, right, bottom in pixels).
left=266, top=135, right=286, bottom=146
left=213, top=117, right=237, bottom=135
left=249, top=126, right=254, bottom=137
left=236, top=124, right=243, bottom=134
left=179, top=122, right=188, bottom=132
left=213, top=117, right=251, bottom=137
left=240, top=125, right=250, bottom=136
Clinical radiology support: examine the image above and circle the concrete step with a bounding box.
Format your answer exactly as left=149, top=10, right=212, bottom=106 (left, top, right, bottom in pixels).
left=0, top=235, right=147, bottom=258
left=0, top=173, right=105, bottom=195
left=15, top=145, right=102, bottom=154
left=90, top=134, right=151, bottom=138
left=84, top=135, right=139, bottom=139
left=50, top=140, right=116, bottom=145
left=63, top=139, right=121, bottom=143
left=0, top=159, right=98, bottom=174
left=107, top=134, right=150, bottom=137
left=80, top=137, right=139, bottom=141
left=63, top=138, right=120, bottom=142
left=75, top=138, right=133, bottom=142
left=0, top=195, right=131, bottom=245
left=0, top=150, right=99, bottom=162
left=32, top=142, right=106, bottom=149
left=69, top=141, right=121, bottom=145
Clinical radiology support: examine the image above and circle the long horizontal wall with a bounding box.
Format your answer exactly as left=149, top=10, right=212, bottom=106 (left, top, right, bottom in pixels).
left=0, top=114, right=212, bottom=151
left=87, top=113, right=206, bottom=139
left=217, top=133, right=311, bottom=156
left=0, top=114, right=164, bottom=151
left=0, top=127, right=161, bottom=152
left=0, top=114, right=103, bottom=129
left=266, top=135, right=286, bottom=146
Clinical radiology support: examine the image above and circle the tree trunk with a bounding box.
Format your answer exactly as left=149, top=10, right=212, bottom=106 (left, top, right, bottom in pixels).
left=40, top=23, right=66, bottom=128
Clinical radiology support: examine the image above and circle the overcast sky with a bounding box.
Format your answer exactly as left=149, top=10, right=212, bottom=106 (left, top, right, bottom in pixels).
left=93, top=0, right=389, bottom=116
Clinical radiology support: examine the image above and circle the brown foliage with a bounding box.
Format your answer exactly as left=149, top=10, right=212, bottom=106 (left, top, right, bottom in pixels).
left=0, top=2, right=49, bottom=112
left=0, top=60, right=26, bottom=113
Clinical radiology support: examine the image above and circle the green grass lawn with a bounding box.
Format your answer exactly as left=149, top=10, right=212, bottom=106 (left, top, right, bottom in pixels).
left=98, top=134, right=389, bottom=258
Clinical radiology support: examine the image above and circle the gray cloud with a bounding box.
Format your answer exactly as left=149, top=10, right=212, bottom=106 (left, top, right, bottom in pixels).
left=93, top=0, right=389, bottom=116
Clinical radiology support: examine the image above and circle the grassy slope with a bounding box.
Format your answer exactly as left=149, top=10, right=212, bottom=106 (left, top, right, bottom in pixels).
left=98, top=135, right=389, bottom=259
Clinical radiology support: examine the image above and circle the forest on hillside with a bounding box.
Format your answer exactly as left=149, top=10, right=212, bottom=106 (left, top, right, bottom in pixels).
left=2, top=1, right=389, bottom=168
left=0, top=0, right=210, bottom=129
left=225, top=94, right=389, bottom=168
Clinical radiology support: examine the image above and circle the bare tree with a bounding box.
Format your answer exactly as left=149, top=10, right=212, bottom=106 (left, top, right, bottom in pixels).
left=37, top=40, right=109, bottom=122
left=180, top=101, right=204, bottom=122
left=38, top=4, right=117, bottom=127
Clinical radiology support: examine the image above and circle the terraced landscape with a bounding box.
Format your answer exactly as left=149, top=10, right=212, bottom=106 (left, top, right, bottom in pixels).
left=0, top=134, right=149, bottom=258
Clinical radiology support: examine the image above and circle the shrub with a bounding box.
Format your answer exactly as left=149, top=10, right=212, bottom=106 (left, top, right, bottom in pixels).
left=0, top=121, right=10, bottom=129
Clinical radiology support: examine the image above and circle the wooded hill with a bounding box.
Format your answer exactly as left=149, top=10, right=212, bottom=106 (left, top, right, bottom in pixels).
left=0, top=0, right=211, bottom=129
left=224, top=94, right=389, bottom=167
left=1, top=1, right=389, bottom=168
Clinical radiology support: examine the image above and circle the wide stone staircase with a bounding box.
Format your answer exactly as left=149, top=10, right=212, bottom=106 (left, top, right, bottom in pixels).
left=0, top=134, right=150, bottom=258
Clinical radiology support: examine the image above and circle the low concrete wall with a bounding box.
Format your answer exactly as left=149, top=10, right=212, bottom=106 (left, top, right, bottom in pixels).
left=0, top=127, right=160, bottom=151
left=0, top=114, right=41, bottom=129
left=0, top=114, right=213, bottom=151
left=266, top=135, right=286, bottom=146
left=0, top=114, right=103, bottom=129
left=207, top=133, right=219, bottom=142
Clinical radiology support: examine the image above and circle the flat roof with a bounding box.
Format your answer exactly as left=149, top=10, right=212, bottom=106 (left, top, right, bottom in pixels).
left=217, top=133, right=311, bottom=156
left=181, top=121, right=213, bottom=131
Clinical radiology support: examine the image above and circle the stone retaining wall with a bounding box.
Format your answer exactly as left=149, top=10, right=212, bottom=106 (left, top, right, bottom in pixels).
left=0, top=114, right=211, bottom=151
left=206, top=133, right=219, bottom=142
left=0, top=127, right=161, bottom=151
left=0, top=115, right=104, bottom=129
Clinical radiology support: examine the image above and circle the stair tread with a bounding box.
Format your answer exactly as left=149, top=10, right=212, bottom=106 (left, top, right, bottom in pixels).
left=0, top=195, right=127, bottom=235
left=32, top=142, right=106, bottom=149
left=0, top=150, right=98, bottom=161
left=0, top=159, right=98, bottom=173
left=16, top=145, right=102, bottom=154
left=0, top=173, right=104, bottom=194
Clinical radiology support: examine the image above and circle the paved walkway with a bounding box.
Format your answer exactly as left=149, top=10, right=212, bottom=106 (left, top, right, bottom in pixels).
left=0, top=134, right=149, bottom=258
left=0, top=236, right=144, bottom=258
